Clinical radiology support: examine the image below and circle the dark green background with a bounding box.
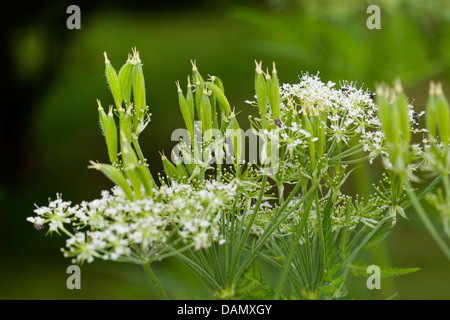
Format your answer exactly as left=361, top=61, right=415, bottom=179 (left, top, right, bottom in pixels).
left=1, top=0, right=450, bottom=299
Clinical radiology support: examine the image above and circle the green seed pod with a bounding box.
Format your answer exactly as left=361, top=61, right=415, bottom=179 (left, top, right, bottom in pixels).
left=176, top=81, right=194, bottom=142
left=210, top=75, right=224, bottom=92
left=191, top=60, right=204, bottom=83
left=88, top=161, right=133, bottom=200
left=205, top=82, right=231, bottom=115
left=176, top=162, right=189, bottom=181
left=186, top=76, right=195, bottom=122
left=376, top=85, right=393, bottom=144
left=97, top=99, right=108, bottom=133
left=105, top=106, right=118, bottom=164
left=194, top=75, right=203, bottom=120
left=394, top=80, right=411, bottom=143
left=228, top=112, right=242, bottom=168
left=121, top=133, right=142, bottom=199
left=435, top=82, right=450, bottom=144
left=304, top=116, right=316, bottom=169
left=131, top=51, right=146, bottom=123
left=255, top=61, right=268, bottom=128
left=268, top=62, right=280, bottom=120
left=104, top=52, right=122, bottom=109
left=119, top=106, right=133, bottom=142
left=161, top=153, right=179, bottom=181
left=426, top=82, right=437, bottom=141
left=135, top=164, right=153, bottom=197
left=118, top=55, right=133, bottom=106
left=200, top=88, right=213, bottom=135
left=210, top=93, right=219, bottom=130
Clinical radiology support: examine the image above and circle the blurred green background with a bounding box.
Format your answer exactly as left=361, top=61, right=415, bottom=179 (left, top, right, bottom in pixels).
left=1, top=0, right=450, bottom=299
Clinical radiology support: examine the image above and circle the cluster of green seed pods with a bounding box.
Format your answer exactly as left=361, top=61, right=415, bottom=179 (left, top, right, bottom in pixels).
left=91, top=49, right=154, bottom=199
left=169, top=61, right=238, bottom=182
left=254, top=61, right=280, bottom=129
left=377, top=80, right=411, bottom=149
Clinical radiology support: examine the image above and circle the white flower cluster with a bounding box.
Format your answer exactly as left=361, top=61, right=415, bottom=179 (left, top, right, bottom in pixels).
left=280, top=74, right=383, bottom=157
left=27, top=180, right=237, bottom=264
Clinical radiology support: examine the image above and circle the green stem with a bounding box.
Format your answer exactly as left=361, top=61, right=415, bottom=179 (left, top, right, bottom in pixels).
left=405, top=181, right=450, bottom=261
left=142, top=263, right=169, bottom=300
left=274, top=188, right=316, bottom=299
left=276, top=180, right=285, bottom=204
left=234, top=181, right=317, bottom=283
left=229, top=172, right=268, bottom=284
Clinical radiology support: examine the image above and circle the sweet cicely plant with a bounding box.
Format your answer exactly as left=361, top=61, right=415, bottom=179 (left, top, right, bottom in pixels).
left=28, top=48, right=450, bottom=300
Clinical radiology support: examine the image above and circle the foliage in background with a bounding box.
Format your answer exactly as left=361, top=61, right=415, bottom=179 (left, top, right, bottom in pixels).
left=234, top=0, right=450, bottom=85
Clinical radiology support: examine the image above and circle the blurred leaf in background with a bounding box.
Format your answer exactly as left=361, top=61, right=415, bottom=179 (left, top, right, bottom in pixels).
left=233, top=0, right=450, bottom=86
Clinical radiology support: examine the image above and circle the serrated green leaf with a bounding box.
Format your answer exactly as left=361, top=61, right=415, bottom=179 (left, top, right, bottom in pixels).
left=350, top=261, right=420, bottom=278
left=234, top=263, right=277, bottom=300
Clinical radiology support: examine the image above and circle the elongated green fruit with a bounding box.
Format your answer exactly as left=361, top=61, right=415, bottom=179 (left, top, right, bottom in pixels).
left=176, top=81, right=194, bottom=142
left=135, top=164, right=153, bottom=196
left=304, top=116, right=316, bottom=169
left=176, top=162, right=189, bottom=181
left=105, top=106, right=118, bottom=164
left=228, top=111, right=242, bottom=167
left=97, top=99, right=108, bottom=133
left=191, top=59, right=204, bottom=83
left=268, top=62, right=280, bottom=120
left=119, top=106, right=133, bottom=142
left=211, top=75, right=224, bottom=92
left=426, top=82, right=437, bottom=141
left=98, top=100, right=118, bottom=164
left=104, top=52, right=122, bottom=109
left=255, top=61, right=268, bottom=128
left=436, top=83, right=450, bottom=144
left=394, top=80, right=411, bottom=143
left=200, top=88, right=213, bottom=135
left=161, top=153, right=179, bottom=181
left=118, top=55, right=133, bottom=106
left=131, top=51, right=146, bottom=123
left=186, top=77, right=195, bottom=123
left=191, top=60, right=204, bottom=121
left=88, top=161, right=133, bottom=200
left=205, top=82, right=231, bottom=115
left=376, top=85, right=393, bottom=144
left=121, top=133, right=142, bottom=199
left=194, top=76, right=203, bottom=120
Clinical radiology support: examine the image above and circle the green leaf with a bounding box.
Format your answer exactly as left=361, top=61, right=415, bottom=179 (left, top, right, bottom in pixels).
left=234, top=263, right=278, bottom=300
left=362, top=218, right=394, bottom=251
left=350, top=261, right=420, bottom=278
